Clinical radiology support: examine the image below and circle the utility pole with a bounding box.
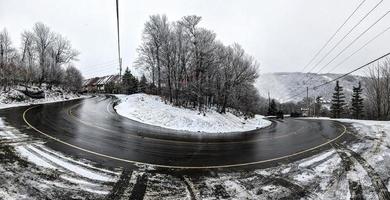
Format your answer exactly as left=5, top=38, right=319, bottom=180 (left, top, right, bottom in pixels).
left=306, top=87, right=309, bottom=116
left=268, top=91, right=270, bottom=107
left=313, top=95, right=316, bottom=117
left=268, top=91, right=271, bottom=114
left=116, top=0, right=122, bottom=76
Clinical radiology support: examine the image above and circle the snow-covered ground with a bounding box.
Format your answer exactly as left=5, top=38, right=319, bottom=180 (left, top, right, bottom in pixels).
left=114, top=93, right=271, bottom=133
left=0, top=117, right=120, bottom=199
left=0, top=87, right=389, bottom=198
left=0, top=86, right=85, bottom=109
left=134, top=118, right=390, bottom=199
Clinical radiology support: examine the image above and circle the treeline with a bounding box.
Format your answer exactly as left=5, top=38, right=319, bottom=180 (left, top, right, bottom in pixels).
left=365, top=59, right=390, bottom=120
left=271, top=59, right=390, bottom=121
left=327, top=59, right=390, bottom=120
left=105, top=67, right=148, bottom=95
left=0, top=23, right=83, bottom=92
left=136, top=15, right=260, bottom=115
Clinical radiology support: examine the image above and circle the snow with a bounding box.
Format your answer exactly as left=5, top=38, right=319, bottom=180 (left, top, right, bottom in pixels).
left=15, top=146, right=56, bottom=169
left=0, top=87, right=86, bottom=110
left=26, top=145, right=114, bottom=182
left=60, top=175, right=100, bottom=187
left=298, top=150, right=335, bottom=168
left=37, top=144, right=120, bottom=176
left=82, top=188, right=110, bottom=195
left=293, top=171, right=315, bottom=183
left=224, top=180, right=252, bottom=198
left=0, top=118, right=119, bottom=199
left=114, top=93, right=271, bottom=133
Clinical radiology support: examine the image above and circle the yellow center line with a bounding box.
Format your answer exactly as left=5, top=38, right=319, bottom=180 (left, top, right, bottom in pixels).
left=22, top=105, right=348, bottom=169
left=68, top=100, right=308, bottom=145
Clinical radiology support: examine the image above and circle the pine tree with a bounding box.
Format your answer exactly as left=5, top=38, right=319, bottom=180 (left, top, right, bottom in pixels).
left=268, top=99, right=277, bottom=116
left=330, top=81, right=346, bottom=118
left=139, top=74, right=148, bottom=93
left=122, top=67, right=138, bottom=94
left=351, top=81, right=364, bottom=119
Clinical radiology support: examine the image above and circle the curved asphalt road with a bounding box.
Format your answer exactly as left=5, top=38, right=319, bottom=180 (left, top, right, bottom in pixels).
left=0, top=96, right=347, bottom=169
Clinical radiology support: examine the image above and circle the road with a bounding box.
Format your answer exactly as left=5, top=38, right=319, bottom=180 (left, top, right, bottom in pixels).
left=0, top=95, right=347, bottom=169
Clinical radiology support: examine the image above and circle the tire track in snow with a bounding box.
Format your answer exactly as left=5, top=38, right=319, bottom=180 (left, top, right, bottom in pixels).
left=129, top=172, right=149, bottom=200
left=105, top=169, right=133, bottom=200
left=181, top=175, right=199, bottom=200
left=348, top=180, right=364, bottom=200
left=333, top=142, right=390, bottom=200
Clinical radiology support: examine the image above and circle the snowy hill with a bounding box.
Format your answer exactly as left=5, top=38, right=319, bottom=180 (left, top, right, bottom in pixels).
left=255, top=72, right=365, bottom=103
left=114, top=94, right=271, bottom=133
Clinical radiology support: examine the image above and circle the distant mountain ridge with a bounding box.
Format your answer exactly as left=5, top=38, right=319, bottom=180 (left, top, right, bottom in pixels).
left=255, top=72, right=366, bottom=103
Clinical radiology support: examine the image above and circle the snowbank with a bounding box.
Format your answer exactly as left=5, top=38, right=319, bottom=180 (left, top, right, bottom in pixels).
left=114, top=93, right=271, bottom=133
left=0, top=86, right=85, bottom=109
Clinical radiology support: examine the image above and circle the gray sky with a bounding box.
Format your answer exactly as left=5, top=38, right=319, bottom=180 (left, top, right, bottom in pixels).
left=1, top=0, right=389, bottom=78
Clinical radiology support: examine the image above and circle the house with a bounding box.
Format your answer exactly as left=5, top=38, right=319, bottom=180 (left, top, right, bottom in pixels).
left=301, top=107, right=309, bottom=117
left=82, top=75, right=122, bottom=93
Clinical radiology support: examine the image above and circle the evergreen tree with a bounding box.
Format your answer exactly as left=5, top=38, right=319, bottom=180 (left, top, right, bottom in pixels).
left=268, top=99, right=278, bottom=116
left=122, top=67, right=138, bottom=94
left=351, top=82, right=364, bottom=119
left=139, top=74, right=148, bottom=93
left=314, top=96, right=323, bottom=117
left=330, top=81, right=346, bottom=118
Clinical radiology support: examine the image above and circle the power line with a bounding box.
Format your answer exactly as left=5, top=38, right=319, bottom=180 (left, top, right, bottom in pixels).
left=289, top=0, right=369, bottom=95
left=305, top=0, right=384, bottom=75
left=302, top=10, right=390, bottom=86
left=313, top=52, right=390, bottom=89
left=315, top=10, right=390, bottom=74
left=299, top=8, right=389, bottom=90
left=325, top=25, right=390, bottom=74
left=284, top=52, right=390, bottom=102
left=299, top=0, right=367, bottom=73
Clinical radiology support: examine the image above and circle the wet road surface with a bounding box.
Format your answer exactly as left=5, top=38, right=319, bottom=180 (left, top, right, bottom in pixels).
left=0, top=96, right=347, bottom=169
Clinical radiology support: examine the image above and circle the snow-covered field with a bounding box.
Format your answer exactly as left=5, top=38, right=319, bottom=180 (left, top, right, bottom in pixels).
left=114, top=93, right=271, bottom=133
left=0, top=86, right=85, bottom=109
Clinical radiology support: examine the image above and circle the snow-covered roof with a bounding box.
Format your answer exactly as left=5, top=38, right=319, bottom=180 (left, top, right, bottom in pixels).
left=83, top=75, right=122, bottom=87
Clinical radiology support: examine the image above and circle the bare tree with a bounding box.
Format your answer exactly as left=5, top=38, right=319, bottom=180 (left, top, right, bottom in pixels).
left=381, top=59, right=390, bottom=119
left=142, top=15, right=170, bottom=94
left=64, top=65, right=83, bottom=92
left=32, top=22, right=54, bottom=86
left=0, top=28, right=17, bottom=90
left=0, top=23, right=83, bottom=93
left=136, top=15, right=261, bottom=115
left=21, top=30, right=36, bottom=84
left=365, top=60, right=390, bottom=120
left=48, top=33, right=79, bottom=87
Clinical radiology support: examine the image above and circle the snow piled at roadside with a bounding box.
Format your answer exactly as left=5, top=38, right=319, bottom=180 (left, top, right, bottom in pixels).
left=114, top=93, right=271, bottom=133
left=0, top=87, right=85, bottom=110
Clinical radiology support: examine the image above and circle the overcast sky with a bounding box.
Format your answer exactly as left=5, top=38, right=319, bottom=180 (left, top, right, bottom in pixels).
left=1, top=0, right=389, bottom=78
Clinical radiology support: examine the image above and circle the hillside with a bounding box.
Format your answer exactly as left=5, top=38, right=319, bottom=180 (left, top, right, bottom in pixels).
left=255, top=72, right=366, bottom=103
